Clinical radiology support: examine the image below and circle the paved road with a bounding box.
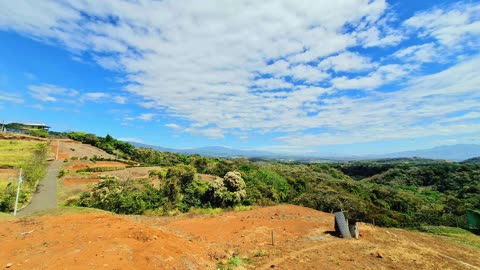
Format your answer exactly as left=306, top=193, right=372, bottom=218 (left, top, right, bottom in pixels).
left=19, top=161, right=62, bottom=215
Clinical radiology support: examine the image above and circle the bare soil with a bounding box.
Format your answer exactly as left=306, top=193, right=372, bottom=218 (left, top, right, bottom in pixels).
left=68, top=161, right=129, bottom=171
left=0, top=168, right=18, bottom=181
left=2, top=205, right=478, bottom=270
left=0, top=132, right=47, bottom=141
left=197, top=173, right=222, bottom=183
left=51, top=139, right=115, bottom=160
left=64, top=177, right=101, bottom=187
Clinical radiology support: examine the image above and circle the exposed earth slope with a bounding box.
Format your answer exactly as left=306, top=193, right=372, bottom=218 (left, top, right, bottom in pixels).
left=1, top=205, right=479, bottom=270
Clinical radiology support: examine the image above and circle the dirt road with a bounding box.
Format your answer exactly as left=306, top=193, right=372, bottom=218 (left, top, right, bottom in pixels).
left=19, top=161, right=61, bottom=215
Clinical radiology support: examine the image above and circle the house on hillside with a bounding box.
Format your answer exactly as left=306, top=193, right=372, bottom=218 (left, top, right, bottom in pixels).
left=4, top=122, right=50, bottom=137
left=6, top=122, right=50, bottom=131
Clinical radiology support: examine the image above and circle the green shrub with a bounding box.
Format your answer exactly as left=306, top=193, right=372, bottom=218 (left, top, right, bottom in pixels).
left=30, top=129, right=48, bottom=138
left=57, top=169, right=68, bottom=178
left=207, top=171, right=246, bottom=208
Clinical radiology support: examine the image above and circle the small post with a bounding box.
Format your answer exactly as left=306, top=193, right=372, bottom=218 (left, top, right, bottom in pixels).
left=271, top=230, right=274, bottom=246
left=56, top=140, right=60, bottom=160
left=13, top=169, right=23, bottom=216
left=372, top=219, right=375, bottom=227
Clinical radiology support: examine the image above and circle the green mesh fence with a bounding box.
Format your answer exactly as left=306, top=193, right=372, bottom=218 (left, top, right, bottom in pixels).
left=466, top=210, right=480, bottom=230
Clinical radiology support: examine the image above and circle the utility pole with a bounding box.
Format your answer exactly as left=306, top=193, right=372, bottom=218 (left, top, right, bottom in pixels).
left=13, top=168, right=23, bottom=216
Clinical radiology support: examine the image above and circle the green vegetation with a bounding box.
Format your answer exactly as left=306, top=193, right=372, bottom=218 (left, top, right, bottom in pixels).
left=0, top=140, right=41, bottom=167
left=30, top=129, right=48, bottom=138
left=228, top=256, right=243, bottom=266
left=76, top=166, right=125, bottom=173
left=462, top=157, right=480, bottom=164
left=57, top=169, right=68, bottom=178
left=61, top=133, right=479, bottom=232
left=51, top=131, right=135, bottom=158
left=0, top=142, right=48, bottom=212
left=5, top=123, right=49, bottom=137
left=418, top=226, right=480, bottom=248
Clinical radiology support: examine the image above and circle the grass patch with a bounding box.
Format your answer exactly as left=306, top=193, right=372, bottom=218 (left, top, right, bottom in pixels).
left=0, top=141, right=48, bottom=212
left=27, top=206, right=110, bottom=217
left=228, top=256, right=243, bottom=266
left=58, top=169, right=69, bottom=178
left=217, top=256, right=244, bottom=270
left=187, top=207, right=222, bottom=216
left=254, top=250, right=268, bottom=257
left=418, top=226, right=480, bottom=249
left=233, top=205, right=252, bottom=212
left=0, top=140, right=39, bottom=167
left=0, top=212, right=15, bottom=221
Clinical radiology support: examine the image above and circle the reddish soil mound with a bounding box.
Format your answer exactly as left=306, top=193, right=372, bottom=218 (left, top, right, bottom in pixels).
left=0, top=214, right=212, bottom=269
left=197, top=173, right=221, bottom=183
left=0, top=132, right=47, bottom=141
left=68, top=161, right=128, bottom=171
left=0, top=168, right=18, bottom=181
left=64, top=177, right=101, bottom=186
left=1, top=205, right=479, bottom=270
left=51, top=139, right=115, bottom=160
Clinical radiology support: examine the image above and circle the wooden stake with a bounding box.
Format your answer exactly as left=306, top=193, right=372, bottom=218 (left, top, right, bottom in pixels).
left=271, top=230, right=274, bottom=246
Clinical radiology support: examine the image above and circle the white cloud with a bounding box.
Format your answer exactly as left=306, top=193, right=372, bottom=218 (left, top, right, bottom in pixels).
left=404, top=3, right=480, bottom=48
left=138, top=113, right=155, bottom=121
left=393, top=43, right=439, bottom=63
left=28, top=84, right=77, bottom=102
left=318, top=51, right=377, bottom=72
left=289, top=65, right=330, bottom=83
left=184, top=127, right=225, bottom=139
left=118, top=137, right=143, bottom=144
left=165, top=123, right=182, bottom=130
left=0, top=91, right=23, bottom=103
left=113, top=96, right=127, bottom=104
left=252, top=78, right=292, bottom=91
left=332, top=64, right=412, bottom=90
left=2, top=0, right=480, bottom=146
left=81, top=92, right=109, bottom=102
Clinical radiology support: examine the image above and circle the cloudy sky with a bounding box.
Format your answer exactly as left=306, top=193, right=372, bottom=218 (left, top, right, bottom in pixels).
left=0, top=0, right=479, bottom=155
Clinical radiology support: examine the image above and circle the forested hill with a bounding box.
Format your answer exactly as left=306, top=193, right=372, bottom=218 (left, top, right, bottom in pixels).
left=462, top=157, right=480, bottom=163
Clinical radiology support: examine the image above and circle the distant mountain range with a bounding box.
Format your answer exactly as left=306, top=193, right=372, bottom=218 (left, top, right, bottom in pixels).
left=128, top=142, right=480, bottom=162
left=129, top=143, right=279, bottom=157
left=371, top=144, right=480, bottom=161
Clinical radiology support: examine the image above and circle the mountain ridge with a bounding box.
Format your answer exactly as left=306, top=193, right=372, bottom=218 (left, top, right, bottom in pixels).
left=127, top=142, right=480, bottom=162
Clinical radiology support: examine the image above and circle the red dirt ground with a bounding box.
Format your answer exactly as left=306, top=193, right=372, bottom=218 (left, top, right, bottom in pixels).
left=2, top=205, right=478, bottom=270
left=196, top=173, right=221, bottom=183
left=0, top=168, right=18, bottom=181
left=64, top=177, right=101, bottom=187
left=68, top=161, right=129, bottom=171
left=51, top=139, right=115, bottom=160
left=0, top=132, right=47, bottom=142
left=0, top=214, right=211, bottom=270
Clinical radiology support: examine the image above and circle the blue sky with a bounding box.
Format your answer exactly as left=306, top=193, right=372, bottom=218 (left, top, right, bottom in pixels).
left=0, top=0, right=479, bottom=155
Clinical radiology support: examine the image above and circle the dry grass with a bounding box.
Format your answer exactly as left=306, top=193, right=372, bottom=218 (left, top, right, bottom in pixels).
left=0, top=140, right=41, bottom=167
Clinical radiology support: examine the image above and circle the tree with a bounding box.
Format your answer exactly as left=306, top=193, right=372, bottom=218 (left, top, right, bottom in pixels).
left=166, top=164, right=196, bottom=189
left=208, top=171, right=246, bottom=207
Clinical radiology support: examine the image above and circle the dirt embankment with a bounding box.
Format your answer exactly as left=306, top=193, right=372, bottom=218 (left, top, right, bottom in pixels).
left=0, top=132, right=47, bottom=142
left=51, top=139, right=115, bottom=160
left=1, top=205, right=479, bottom=270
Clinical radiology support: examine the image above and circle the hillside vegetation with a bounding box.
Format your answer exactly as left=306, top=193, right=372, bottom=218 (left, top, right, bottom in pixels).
left=52, top=132, right=479, bottom=232
left=0, top=139, right=48, bottom=211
